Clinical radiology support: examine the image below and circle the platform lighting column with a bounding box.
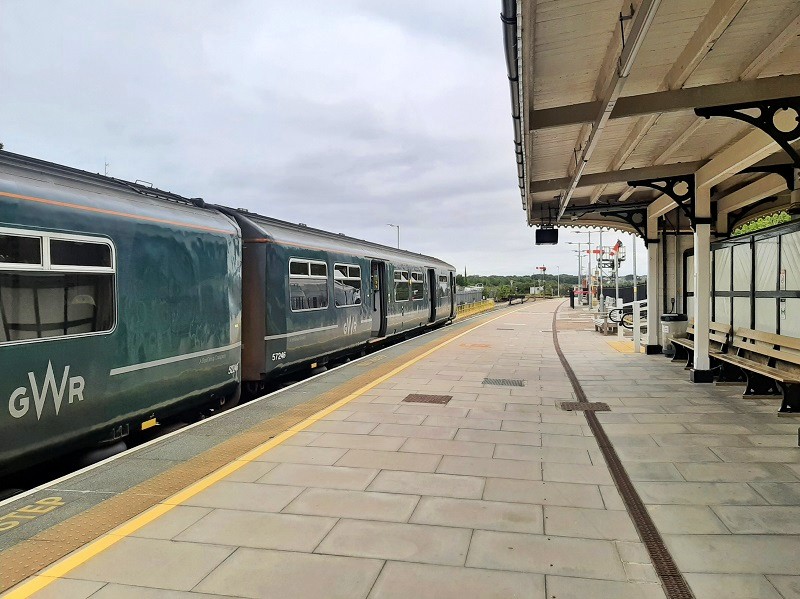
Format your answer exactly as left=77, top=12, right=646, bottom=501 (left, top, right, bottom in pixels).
left=387, top=224, right=400, bottom=249
left=599, top=230, right=604, bottom=310
left=614, top=250, right=619, bottom=306
left=588, top=232, right=592, bottom=307
left=557, top=266, right=560, bottom=298
left=645, top=213, right=661, bottom=354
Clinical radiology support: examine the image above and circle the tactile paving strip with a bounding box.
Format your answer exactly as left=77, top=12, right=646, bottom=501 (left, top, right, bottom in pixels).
left=551, top=303, right=695, bottom=599
left=0, top=309, right=501, bottom=593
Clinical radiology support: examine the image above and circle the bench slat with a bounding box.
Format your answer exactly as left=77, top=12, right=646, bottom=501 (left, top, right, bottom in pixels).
left=715, top=353, right=800, bottom=383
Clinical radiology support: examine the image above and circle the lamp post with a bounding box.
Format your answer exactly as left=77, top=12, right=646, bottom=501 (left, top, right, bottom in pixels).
left=556, top=266, right=560, bottom=297
left=387, top=224, right=399, bottom=249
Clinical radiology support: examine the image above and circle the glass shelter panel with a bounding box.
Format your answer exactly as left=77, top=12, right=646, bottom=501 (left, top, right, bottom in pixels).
left=755, top=239, right=778, bottom=291
left=714, top=248, right=731, bottom=292
left=732, top=244, right=751, bottom=292
left=782, top=231, right=800, bottom=290
left=715, top=297, right=731, bottom=326
left=755, top=298, right=776, bottom=334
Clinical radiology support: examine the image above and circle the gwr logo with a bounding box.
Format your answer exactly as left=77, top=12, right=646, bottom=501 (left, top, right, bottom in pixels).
left=8, top=361, right=85, bottom=420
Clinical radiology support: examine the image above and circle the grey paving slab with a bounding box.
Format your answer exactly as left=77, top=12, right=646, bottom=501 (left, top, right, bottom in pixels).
left=467, top=530, right=627, bottom=580
left=614, top=445, right=722, bottom=463
left=222, top=460, right=278, bottom=482
left=600, top=485, right=627, bottom=510
left=254, top=445, right=348, bottom=465
left=400, top=437, right=494, bottom=457
left=410, top=496, right=543, bottom=533
left=422, top=415, right=501, bottom=430
left=367, top=469, right=484, bottom=499
left=713, top=505, right=800, bottom=534
left=683, top=574, right=783, bottom=599
left=711, top=446, right=800, bottom=463
left=307, top=420, right=379, bottom=434
left=372, top=423, right=457, bottom=439
left=645, top=504, right=730, bottom=534
left=346, top=411, right=427, bottom=425
left=651, top=433, right=752, bottom=447
left=634, top=481, right=771, bottom=505
left=395, top=404, right=470, bottom=417
left=675, top=462, right=798, bottom=482
left=436, top=455, right=542, bottom=480
left=316, top=518, right=472, bottom=566
left=768, top=575, right=800, bottom=599
left=542, top=462, right=614, bottom=485
left=194, top=547, right=383, bottom=599
left=494, top=444, right=592, bottom=464
left=469, top=409, right=543, bottom=423
left=309, top=432, right=406, bottom=451
left=368, top=561, right=545, bottom=599
left=183, top=481, right=303, bottom=512
left=665, top=534, right=800, bottom=574
left=454, top=428, right=541, bottom=446
left=747, top=434, right=800, bottom=447
left=541, top=433, right=600, bottom=449
left=543, top=506, right=639, bottom=541
left=257, top=462, right=379, bottom=490
left=484, top=478, right=605, bottom=508
left=176, top=508, right=336, bottom=551
left=283, top=487, right=419, bottom=522
left=622, top=462, right=685, bottom=481
left=64, top=537, right=233, bottom=591
left=24, top=579, right=105, bottom=599
left=87, top=585, right=230, bottom=599
left=750, top=482, right=800, bottom=505
left=544, top=576, right=666, bottom=599
left=335, top=449, right=441, bottom=472
left=131, top=505, right=211, bottom=540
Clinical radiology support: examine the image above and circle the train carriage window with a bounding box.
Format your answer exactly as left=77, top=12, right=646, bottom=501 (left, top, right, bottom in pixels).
left=51, top=240, right=112, bottom=268
left=411, top=271, right=424, bottom=301
left=0, top=234, right=42, bottom=266
left=0, top=230, right=115, bottom=344
left=394, top=269, right=410, bottom=302
left=289, top=258, right=329, bottom=311
left=438, top=275, right=449, bottom=299
left=334, top=263, right=362, bottom=307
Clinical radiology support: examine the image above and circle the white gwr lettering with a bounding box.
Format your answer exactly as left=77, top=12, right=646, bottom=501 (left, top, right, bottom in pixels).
left=8, top=361, right=85, bottom=420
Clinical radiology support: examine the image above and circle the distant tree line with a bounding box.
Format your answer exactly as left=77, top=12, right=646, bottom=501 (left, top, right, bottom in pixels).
left=456, top=273, right=643, bottom=299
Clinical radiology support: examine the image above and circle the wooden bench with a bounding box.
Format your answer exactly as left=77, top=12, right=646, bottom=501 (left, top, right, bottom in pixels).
left=669, top=321, right=731, bottom=368
left=593, top=313, right=617, bottom=335
left=714, top=328, right=800, bottom=414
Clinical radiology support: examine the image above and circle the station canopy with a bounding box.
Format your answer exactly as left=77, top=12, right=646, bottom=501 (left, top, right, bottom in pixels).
left=502, top=0, right=800, bottom=237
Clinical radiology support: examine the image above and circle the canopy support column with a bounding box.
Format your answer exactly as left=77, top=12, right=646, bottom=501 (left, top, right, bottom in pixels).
left=645, top=212, right=661, bottom=354
left=691, top=184, right=713, bottom=382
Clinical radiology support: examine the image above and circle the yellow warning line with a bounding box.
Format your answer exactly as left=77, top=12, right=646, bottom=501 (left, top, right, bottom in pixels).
left=6, top=305, right=529, bottom=598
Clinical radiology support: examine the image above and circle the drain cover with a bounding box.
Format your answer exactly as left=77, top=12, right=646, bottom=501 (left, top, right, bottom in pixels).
left=402, top=394, right=452, bottom=405
left=496, top=327, right=515, bottom=330
left=558, top=401, right=611, bottom=412
left=483, top=378, right=526, bottom=387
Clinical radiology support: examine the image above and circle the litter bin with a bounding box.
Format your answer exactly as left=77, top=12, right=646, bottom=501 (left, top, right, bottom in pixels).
left=661, top=314, right=688, bottom=356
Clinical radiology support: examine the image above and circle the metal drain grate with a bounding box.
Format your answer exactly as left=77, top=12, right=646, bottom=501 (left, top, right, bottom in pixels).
left=483, top=378, right=525, bottom=387
left=402, top=394, right=452, bottom=405
left=496, top=327, right=515, bottom=330
left=558, top=401, right=611, bottom=412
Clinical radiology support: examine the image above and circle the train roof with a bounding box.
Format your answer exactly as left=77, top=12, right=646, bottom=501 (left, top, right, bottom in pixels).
left=0, top=150, right=241, bottom=237
left=220, top=208, right=455, bottom=271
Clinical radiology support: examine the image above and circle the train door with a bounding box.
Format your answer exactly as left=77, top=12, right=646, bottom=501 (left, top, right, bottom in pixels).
left=427, top=268, right=437, bottom=323
left=449, top=272, right=456, bottom=318
left=371, top=260, right=387, bottom=337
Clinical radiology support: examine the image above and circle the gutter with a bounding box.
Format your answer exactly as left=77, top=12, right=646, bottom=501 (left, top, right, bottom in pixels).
left=501, top=0, right=526, bottom=211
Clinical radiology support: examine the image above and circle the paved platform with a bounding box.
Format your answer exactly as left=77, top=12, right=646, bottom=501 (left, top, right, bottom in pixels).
left=3, top=298, right=799, bottom=599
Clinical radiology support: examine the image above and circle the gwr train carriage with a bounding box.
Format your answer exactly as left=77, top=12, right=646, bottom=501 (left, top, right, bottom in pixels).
left=224, top=208, right=456, bottom=392
left=0, top=152, right=455, bottom=475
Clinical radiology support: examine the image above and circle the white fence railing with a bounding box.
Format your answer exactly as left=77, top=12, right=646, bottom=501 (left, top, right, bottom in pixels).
left=611, top=299, right=648, bottom=353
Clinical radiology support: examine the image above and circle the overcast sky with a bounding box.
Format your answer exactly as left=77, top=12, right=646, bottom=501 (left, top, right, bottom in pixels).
left=0, top=0, right=646, bottom=277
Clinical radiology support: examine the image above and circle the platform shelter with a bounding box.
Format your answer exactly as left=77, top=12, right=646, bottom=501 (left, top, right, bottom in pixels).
left=501, top=0, right=800, bottom=383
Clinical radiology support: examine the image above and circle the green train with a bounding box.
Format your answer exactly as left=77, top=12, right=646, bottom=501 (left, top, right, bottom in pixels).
left=0, top=152, right=455, bottom=476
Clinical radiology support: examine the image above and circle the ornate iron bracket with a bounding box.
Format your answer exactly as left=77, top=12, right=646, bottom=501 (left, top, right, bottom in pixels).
left=628, top=174, right=706, bottom=228
left=599, top=207, right=647, bottom=241
left=739, top=164, right=797, bottom=191
left=695, top=98, right=800, bottom=167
